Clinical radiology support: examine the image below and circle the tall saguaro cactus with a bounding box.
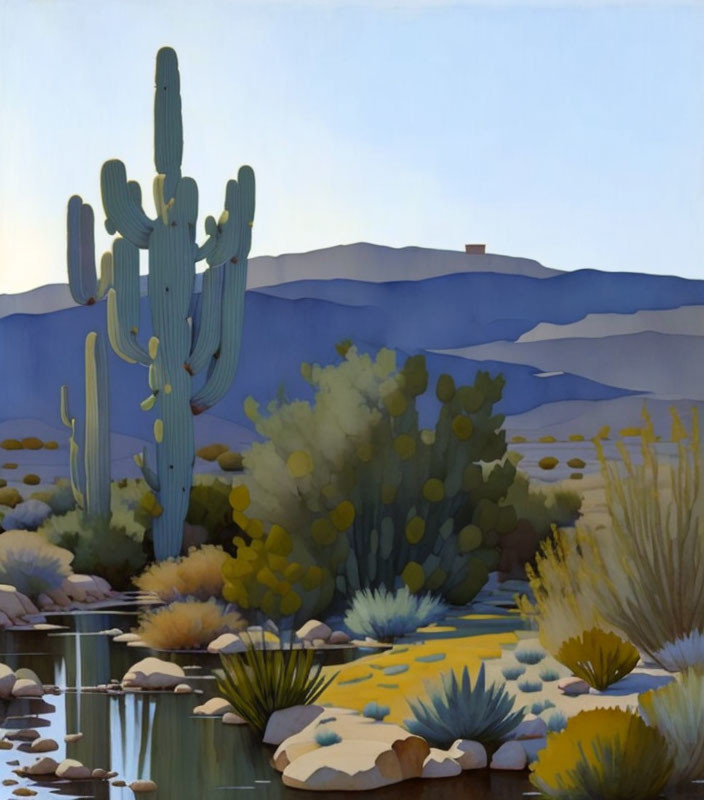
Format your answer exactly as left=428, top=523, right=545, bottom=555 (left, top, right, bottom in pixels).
left=61, top=196, right=113, bottom=519
left=100, top=47, right=255, bottom=559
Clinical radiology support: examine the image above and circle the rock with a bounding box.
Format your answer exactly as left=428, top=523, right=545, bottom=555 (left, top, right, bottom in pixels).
left=0, top=663, right=16, bottom=698
left=329, top=631, right=351, bottom=644
left=282, top=740, right=406, bottom=791
left=296, top=620, right=332, bottom=642
left=36, top=594, right=55, bottom=610
left=112, top=779, right=127, bottom=786
left=130, top=779, right=158, bottom=792
left=264, top=704, right=329, bottom=746
left=521, top=737, right=547, bottom=763
left=422, top=748, right=462, bottom=778
left=174, top=683, right=193, bottom=694
left=92, top=768, right=109, bottom=779
left=558, top=676, right=591, bottom=696
left=193, top=697, right=233, bottom=716
left=47, top=588, right=72, bottom=607
left=26, top=756, right=58, bottom=775
left=447, top=739, right=487, bottom=770
left=490, top=741, right=528, bottom=771
left=12, top=788, right=37, bottom=796
left=61, top=576, right=87, bottom=602
left=100, top=628, right=123, bottom=636
left=106, top=770, right=118, bottom=778
left=207, top=633, right=246, bottom=654
left=12, top=678, right=43, bottom=698
left=510, top=714, right=548, bottom=740
left=29, top=738, right=58, bottom=753
left=64, top=732, right=83, bottom=743
left=121, top=657, right=185, bottom=690
left=222, top=712, right=247, bottom=725
left=113, top=632, right=142, bottom=643
left=90, top=575, right=113, bottom=596
left=0, top=610, right=13, bottom=628
left=0, top=584, right=38, bottom=623
left=56, top=758, right=91, bottom=779
left=8, top=729, right=39, bottom=741
left=0, top=739, right=13, bottom=749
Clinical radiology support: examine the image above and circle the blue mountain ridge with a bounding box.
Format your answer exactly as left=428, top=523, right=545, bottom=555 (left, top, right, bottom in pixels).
left=4, top=266, right=700, bottom=441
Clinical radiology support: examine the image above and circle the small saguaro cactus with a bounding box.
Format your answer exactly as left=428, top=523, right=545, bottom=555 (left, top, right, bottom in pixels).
left=98, top=47, right=255, bottom=559
left=60, top=196, right=112, bottom=519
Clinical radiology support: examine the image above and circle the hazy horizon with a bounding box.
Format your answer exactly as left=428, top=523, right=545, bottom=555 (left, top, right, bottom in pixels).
left=1, top=0, right=703, bottom=293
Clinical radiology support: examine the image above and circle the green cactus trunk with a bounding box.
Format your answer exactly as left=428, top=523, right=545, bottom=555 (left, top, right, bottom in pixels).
left=94, top=47, right=254, bottom=560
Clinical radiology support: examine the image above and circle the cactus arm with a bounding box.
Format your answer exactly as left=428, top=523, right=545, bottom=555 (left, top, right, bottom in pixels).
left=67, top=196, right=98, bottom=305
left=134, top=447, right=160, bottom=492
left=106, top=239, right=150, bottom=365
left=60, top=385, right=86, bottom=508
left=83, top=332, right=111, bottom=518
left=194, top=216, right=218, bottom=262
left=186, top=264, right=223, bottom=374
left=101, top=160, right=153, bottom=247
left=154, top=47, right=183, bottom=203
left=96, top=251, right=113, bottom=299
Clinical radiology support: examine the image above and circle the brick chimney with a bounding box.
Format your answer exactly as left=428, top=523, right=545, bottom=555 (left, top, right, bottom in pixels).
left=465, top=244, right=486, bottom=255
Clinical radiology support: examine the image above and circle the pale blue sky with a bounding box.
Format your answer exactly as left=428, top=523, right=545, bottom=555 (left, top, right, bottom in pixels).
left=1, top=0, right=703, bottom=293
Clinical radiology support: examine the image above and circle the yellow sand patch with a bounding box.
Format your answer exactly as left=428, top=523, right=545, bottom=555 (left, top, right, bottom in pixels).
left=457, top=614, right=510, bottom=620
left=320, top=632, right=517, bottom=723
left=415, top=625, right=457, bottom=633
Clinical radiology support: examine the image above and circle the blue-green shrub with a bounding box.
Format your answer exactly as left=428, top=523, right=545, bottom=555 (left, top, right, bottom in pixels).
left=344, top=586, right=447, bottom=642
left=539, top=667, right=561, bottom=682
left=517, top=679, right=543, bottom=693
left=314, top=728, right=342, bottom=747
left=515, top=647, right=546, bottom=665
left=501, top=666, right=526, bottom=681
left=363, top=702, right=390, bottom=721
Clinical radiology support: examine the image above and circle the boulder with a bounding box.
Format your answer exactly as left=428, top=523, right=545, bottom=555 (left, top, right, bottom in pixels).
left=329, top=631, right=351, bottom=644
left=446, top=739, right=487, bottom=770
left=47, top=588, right=72, bottom=608
left=296, top=620, right=332, bottom=642
left=113, top=632, right=142, bottom=643
left=121, top=658, right=185, bottom=690
left=510, top=714, right=548, bottom=740
left=490, top=741, right=528, bottom=771
left=521, top=737, right=547, bottom=763
left=92, top=768, right=109, bottom=779
left=56, top=759, right=91, bottom=779
left=282, top=740, right=406, bottom=791
left=264, top=705, right=329, bottom=747
left=130, top=779, right=158, bottom=792
left=25, top=756, right=58, bottom=775
left=174, top=683, right=193, bottom=694
left=0, top=584, right=37, bottom=623
left=0, top=663, right=16, bottom=698
left=12, top=678, right=43, bottom=698
left=192, top=697, right=233, bottom=716
left=558, top=677, right=591, bottom=696
left=207, top=633, right=246, bottom=654
left=222, top=712, right=248, bottom=725
left=64, top=733, right=83, bottom=743
left=8, top=729, right=39, bottom=741
left=422, top=748, right=462, bottom=778
left=30, top=738, right=58, bottom=753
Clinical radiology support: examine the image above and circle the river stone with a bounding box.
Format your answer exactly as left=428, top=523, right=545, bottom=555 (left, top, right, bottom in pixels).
left=0, top=664, right=16, bottom=698
left=510, top=714, right=548, bottom=740
left=130, top=779, right=158, bottom=792
left=12, top=787, right=37, bottom=796
left=264, top=704, right=329, bottom=746
left=12, top=679, right=43, bottom=698
left=92, top=768, right=109, bottom=779
left=174, top=683, right=193, bottom=694
left=26, top=756, right=58, bottom=775
left=422, top=748, right=462, bottom=778
left=222, top=712, right=248, bottom=725
left=56, top=759, right=91, bottom=779
left=121, top=657, right=185, bottom=690
left=30, top=738, right=58, bottom=753
left=207, top=633, right=246, bottom=654
left=113, top=632, right=142, bottom=643
left=558, top=676, right=591, bottom=696
left=490, top=741, right=528, bottom=771
left=8, top=729, right=39, bottom=741
left=193, top=697, right=233, bottom=716
left=329, top=631, right=351, bottom=644
left=296, top=620, right=332, bottom=642
left=282, top=740, right=406, bottom=791
left=64, top=732, right=83, bottom=742
left=521, top=737, right=548, bottom=763
left=0, top=585, right=38, bottom=623
left=446, top=739, right=487, bottom=769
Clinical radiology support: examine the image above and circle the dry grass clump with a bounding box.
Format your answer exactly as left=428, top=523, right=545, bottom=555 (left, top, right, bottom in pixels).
left=137, top=598, right=246, bottom=650
left=133, top=545, right=229, bottom=601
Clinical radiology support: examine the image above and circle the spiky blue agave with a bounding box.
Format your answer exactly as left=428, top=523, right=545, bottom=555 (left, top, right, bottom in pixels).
left=404, top=663, right=525, bottom=749
left=344, top=586, right=448, bottom=642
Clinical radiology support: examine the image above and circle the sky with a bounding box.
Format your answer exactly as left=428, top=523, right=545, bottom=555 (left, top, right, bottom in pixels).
left=1, top=0, right=703, bottom=294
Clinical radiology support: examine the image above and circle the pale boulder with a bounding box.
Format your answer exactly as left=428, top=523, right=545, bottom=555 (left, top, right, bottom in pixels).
left=174, top=683, right=193, bottom=694
left=12, top=678, right=43, bottom=698
left=521, top=737, right=547, bottom=763
left=130, top=779, right=158, bottom=792
left=264, top=704, right=329, bottom=746
left=558, top=676, right=590, bottom=696
left=296, top=620, right=332, bottom=642
left=422, top=748, right=462, bottom=778
left=0, top=663, right=16, bottom=698
left=113, top=632, right=142, bottom=643
left=490, top=741, right=528, bottom=771
left=30, top=738, right=58, bottom=753
left=207, top=633, right=246, bottom=654
left=25, top=757, right=58, bottom=775
left=0, top=584, right=37, bottom=623
left=192, top=697, right=233, bottom=716
left=329, top=631, right=351, bottom=644
left=56, top=759, right=91, bottom=779
left=446, top=739, right=487, bottom=770
left=121, top=658, right=185, bottom=690
left=222, top=712, right=247, bottom=725
left=510, top=714, right=548, bottom=740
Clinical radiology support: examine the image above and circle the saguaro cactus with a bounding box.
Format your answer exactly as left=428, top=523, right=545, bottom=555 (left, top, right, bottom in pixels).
left=100, top=47, right=255, bottom=559
left=61, top=196, right=112, bottom=519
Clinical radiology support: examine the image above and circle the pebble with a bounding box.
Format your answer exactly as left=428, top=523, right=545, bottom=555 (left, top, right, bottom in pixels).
left=174, top=683, right=193, bottom=694
left=29, top=737, right=58, bottom=753
left=130, top=779, right=158, bottom=792
left=64, top=732, right=83, bottom=742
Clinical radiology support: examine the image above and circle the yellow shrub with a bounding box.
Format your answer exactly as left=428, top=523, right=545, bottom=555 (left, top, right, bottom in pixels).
left=530, top=708, right=673, bottom=800
left=539, top=456, right=559, bottom=470
left=556, top=628, right=639, bottom=690
left=134, top=545, right=229, bottom=601
left=136, top=598, right=246, bottom=650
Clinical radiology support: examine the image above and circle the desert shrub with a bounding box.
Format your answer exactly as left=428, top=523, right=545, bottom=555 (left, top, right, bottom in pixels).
left=639, top=670, right=704, bottom=786
left=0, top=479, right=5, bottom=488
left=531, top=699, right=555, bottom=714
left=529, top=708, right=673, bottom=800
left=405, top=664, right=524, bottom=749
left=44, top=441, right=59, bottom=450
left=586, top=408, right=704, bottom=670
left=215, top=642, right=337, bottom=735
left=223, top=347, right=516, bottom=622
left=185, top=478, right=238, bottom=551
left=22, top=474, right=41, bottom=486
left=0, top=530, right=73, bottom=597
left=0, top=500, right=52, bottom=531
left=0, top=487, right=22, bottom=508
left=569, top=434, right=585, bottom=442
left=556, top=628, right=639, bottom=691
left=134, top=545, right=229, bottom=601
left=1, top=439, right=22, bottom=450
left=343, top=586, right=447, bottom=642
left=517, top=678, right=542, bottom=693
left=42, top=481, right=77, bottom=516
left=570, top=473, right=583, bottom=480
left=39, top=507, right=148, bottom=590
left=137, top=598, right=246, bottom=650
left=20, top=437, right=43, bottom=450
left=545, top=710, right=567, bottom=733
left=363, top=701, right=390, bottom=721
left=514, top=647, right=545, bottom=665
left=2, top=463, right=17, bottom=469
left=539, top=667, right=560, bottom=682
left=538, top=456, right=558, bottom=470
left=217, top=450, right=243, bottom=471
left=196, top=443, right=229, bottom=461
left=501, top=665, right=525, bottom=681
left=315, top=727, right=342, bottom=746
left=567, top=458, right=586, bottom=469
left=539, top=436, right=557, bottom=443
left=511, top=435, right=527, bottom=443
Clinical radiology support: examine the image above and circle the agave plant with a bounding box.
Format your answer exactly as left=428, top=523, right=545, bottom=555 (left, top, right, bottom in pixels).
left=530, top=708, right=673, bottom=800
left=344, top=585, right=448, bottom=642
left=404, top=663, right=525, bottom=749
left=215, top=638, right=338, bottom=735
left=556, top=628, right=639, bottom=691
